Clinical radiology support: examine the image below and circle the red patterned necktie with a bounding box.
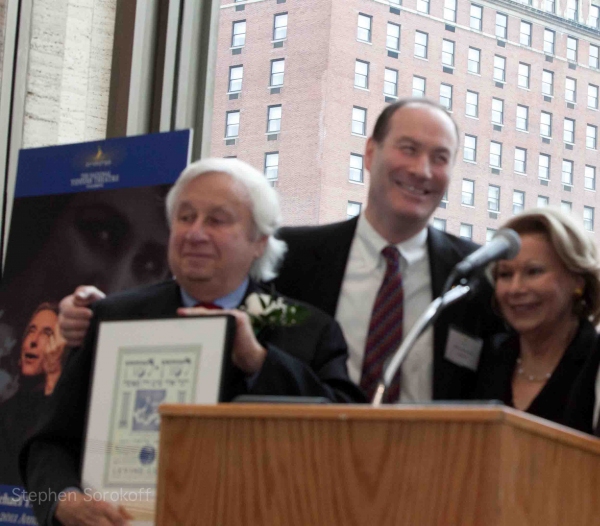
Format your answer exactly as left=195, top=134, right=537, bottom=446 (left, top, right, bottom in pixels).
left=360, top=246, right=404, bottom=403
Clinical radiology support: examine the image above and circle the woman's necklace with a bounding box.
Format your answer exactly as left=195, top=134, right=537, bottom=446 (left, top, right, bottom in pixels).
left=515, top=357, right=552, bottom=382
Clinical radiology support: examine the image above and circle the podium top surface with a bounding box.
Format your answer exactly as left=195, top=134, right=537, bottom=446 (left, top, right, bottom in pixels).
left=159, top=403, right=600, bottom=454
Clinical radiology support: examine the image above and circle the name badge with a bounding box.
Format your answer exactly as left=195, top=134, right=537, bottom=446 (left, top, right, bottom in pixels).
left=444, top=326, right=483, bottom=371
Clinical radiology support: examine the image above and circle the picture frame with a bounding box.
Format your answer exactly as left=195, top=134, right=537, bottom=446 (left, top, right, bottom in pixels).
left=81, top=315, right=233, bottom=499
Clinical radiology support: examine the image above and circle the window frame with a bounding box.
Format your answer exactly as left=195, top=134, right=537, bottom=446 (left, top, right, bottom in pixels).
left=273, top=12, right=288, bottom=41
left=228, top=64, right=243, bottom=93
left=267, top=104, right=282, bottom=133
left=232, top=20, right=247, bottom=47
left=349, top=153, right=364, bottom=183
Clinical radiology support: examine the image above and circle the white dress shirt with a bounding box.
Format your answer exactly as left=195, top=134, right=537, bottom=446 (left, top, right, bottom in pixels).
left=336, top=214, right=434, bottom=403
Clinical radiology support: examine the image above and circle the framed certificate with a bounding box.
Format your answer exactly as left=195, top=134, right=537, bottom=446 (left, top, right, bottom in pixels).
left=81, top=315, right=233, bottom=499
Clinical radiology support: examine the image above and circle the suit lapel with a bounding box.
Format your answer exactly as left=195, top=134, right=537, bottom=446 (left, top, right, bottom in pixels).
left=307, top=216, right=358, bottom=316
left=427, top=227, right=462, bottom=399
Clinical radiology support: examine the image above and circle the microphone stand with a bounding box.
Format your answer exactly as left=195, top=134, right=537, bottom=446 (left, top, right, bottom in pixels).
left=371, top=283, right=473, bottom=407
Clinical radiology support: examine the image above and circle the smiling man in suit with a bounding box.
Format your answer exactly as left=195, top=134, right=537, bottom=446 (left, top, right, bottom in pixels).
left=59, top=99, right=500, bottom=406
left=20, top=158, right=363, bottom=526
left=275, top=98, right=500, bottom=403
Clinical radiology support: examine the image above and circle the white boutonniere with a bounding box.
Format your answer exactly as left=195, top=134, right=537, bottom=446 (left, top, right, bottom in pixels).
left=241, top=292, right=310, bottom=335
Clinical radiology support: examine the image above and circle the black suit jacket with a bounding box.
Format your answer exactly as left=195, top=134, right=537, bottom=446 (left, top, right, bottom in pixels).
left=475, top=320, right=597, bottom=425
left=20, top=279, right=364, bottom=525
left=274, top=216, right=502, bottom=400
left=563, top=325, right=600, bottom=434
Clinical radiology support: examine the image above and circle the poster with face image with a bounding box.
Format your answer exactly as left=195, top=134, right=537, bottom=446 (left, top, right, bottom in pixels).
left=0, top=130, right=191, bottom=525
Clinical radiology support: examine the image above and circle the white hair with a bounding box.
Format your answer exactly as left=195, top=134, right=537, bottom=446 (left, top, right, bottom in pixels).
left=165, top=157, right=287, bottom=281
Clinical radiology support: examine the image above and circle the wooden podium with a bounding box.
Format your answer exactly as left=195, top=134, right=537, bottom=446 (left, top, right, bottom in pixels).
left=154, top=404, right=600, bottom=525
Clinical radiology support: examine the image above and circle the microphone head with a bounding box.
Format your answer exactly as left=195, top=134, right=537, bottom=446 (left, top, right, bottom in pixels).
left=493, top=228, right=521, bottom=260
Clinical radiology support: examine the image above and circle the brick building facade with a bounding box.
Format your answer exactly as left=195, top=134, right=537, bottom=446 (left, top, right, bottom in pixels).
left=211, top=0, right=600, bottom=245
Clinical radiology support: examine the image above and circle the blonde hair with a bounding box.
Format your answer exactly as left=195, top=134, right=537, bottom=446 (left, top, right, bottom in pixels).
left=496, top=207, right=600, bottom=324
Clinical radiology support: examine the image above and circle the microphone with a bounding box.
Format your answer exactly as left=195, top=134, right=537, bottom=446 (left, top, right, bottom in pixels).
left=454, top=228, right=521, bottom=277
left=440, top=229, right=521, bottom=295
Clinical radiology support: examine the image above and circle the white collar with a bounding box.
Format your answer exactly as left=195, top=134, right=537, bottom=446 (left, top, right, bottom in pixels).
left=355, top=214, right=428, bottom=270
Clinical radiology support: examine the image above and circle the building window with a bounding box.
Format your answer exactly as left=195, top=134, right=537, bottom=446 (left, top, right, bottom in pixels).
left=415, top=31, right=428, bottom=58
left=591, top=5, right=600, bottom=28
left=566, top=0, right=578, bottom=21
left=273, top=13, right=288, bottom=40
left=462, top=179, right=475, bottom=205
left=516, top=105, right=528, bottom=131
left=520, top=21, right=532, bottom=47
left=417, top=0, right=430, bottom=14
left=486, top=228, right=497, bottom=244
left=464, top=135, right=477, bottom=161
left=387, top=23, right=401, bottom=51
left=270, top=59, right=285, bottom=87
left=228, top=65, right=243, bottom=93
left=442, top=39, right=455, bottom=67
left=267, top=105, right=282, bottom=133
left=412, top=76, right=426, bottom=97
left=562, top=159, right=574, bottom=185
left=491, top=98, right=504, bottom=125
left=515, top=147, right=527, bottom=173
left=349, top=154, right=364, bottom=183
left=232, top=20, right=247, bottom=47
left=540, top=111, right=552, bottom=137
left=496, top=12, right=508, bottom=39
left=543, top=29, right=555, bottom=55
left=538, top=195, right=549, bottom=207
left=384, top=68, right=398, bottom=97
left=225, top=110, right=240, bottom=138
left=544, top=0, right=555, bottom=13
left=539, top=153, right=550, bottom=179
left=590, top=44, right=600, bottom=69
left=468, top=47, right=481, bottom=74
left=433, top=218, right=446, bottom=231
left=357, top=13, right=372, bottom=42
left=494, top=55, right=506, bottom=82
left=588, top=84, right=599, bottom=109
left=567, top=37, right=578, bottom=62
left=587, top=124, right=598, bottom=149
left=347, top=201, right=362, bottom=219
left=444, top=0, right=457, bottom=22
left=352, top=107, right=367, bottom=136
left=518, top=63, right=530, bottom=89
left=513, top=191, right=525, bottom=214
left=440, top=83, right=453, bottom=110
left=264, top=152, right=279, bottom=181
left=488, top=185, right=500, bottom=212
left=542, top=70, right=554, bottom=97
left=354, top=60, right=369, bottom=89
left=584, top=206, right=595, bottom=231
left=565, top=77, right=576, bottom=102
left=561, top=200, right=572, bottom=214
left=585, top=165, right=596, bottom=190
left=490, top=141, right=502, bottom=168
left=466, top=90, right=479, bottom=117
left=460, top=223, right=473, bottom=240
left=563, top=118, right=575, bottom=143
left=470, top=4, right=483, bottom=30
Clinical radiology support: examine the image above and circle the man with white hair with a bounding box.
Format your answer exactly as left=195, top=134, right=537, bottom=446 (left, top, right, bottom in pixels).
left=20, top=158, right=364, bottom=526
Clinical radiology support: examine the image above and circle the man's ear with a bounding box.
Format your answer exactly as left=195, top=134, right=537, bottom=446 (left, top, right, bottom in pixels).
left=364, top=137, right=375, bottom=172
left=254, top=235, right=268, bottom=259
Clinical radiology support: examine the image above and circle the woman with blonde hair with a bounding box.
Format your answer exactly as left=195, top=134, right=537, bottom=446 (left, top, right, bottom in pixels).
left=475, top=207, right=600, bottom=424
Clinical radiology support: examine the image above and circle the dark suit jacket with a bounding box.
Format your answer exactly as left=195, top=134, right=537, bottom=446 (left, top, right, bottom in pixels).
left=274, top=216, right=502, bottom=400
left=474, top=320, right=598, bottom=425
left=20, top=279, right=364, bottom=525
left=563, top=324, right=600, bottom=434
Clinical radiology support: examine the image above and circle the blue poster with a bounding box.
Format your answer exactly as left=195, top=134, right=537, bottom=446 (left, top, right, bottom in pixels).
left=0, top=130, right=191, bottom=525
